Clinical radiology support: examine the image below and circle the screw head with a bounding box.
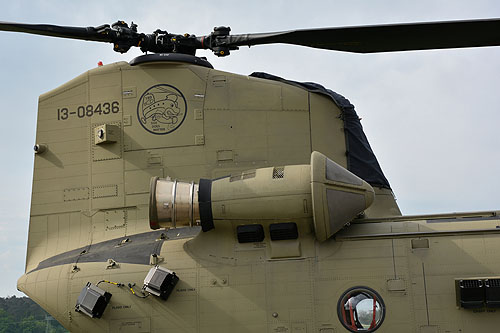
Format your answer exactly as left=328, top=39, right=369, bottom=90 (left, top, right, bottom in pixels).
left=33, top=143, right=47, bottom=154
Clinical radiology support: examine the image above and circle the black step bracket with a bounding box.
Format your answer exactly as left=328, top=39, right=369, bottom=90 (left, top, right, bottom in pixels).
left=75, top=282, right=112, bottom=318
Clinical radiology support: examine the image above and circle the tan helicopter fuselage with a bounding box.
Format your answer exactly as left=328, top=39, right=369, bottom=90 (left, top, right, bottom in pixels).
left=17, top=56, right=500, bottom=332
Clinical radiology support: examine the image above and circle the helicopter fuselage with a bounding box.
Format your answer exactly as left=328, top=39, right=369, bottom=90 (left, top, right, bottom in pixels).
left=17, top=55, right=500, bottom=332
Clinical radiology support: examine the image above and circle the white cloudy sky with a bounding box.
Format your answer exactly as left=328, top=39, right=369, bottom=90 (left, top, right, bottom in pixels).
left=0, top=1, right=499, bottom=296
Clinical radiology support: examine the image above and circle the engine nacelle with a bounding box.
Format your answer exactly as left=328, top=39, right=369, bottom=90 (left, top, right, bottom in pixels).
left=309, top=151, right=374, bottom=241
left=149, top=151, right=374, bottom=240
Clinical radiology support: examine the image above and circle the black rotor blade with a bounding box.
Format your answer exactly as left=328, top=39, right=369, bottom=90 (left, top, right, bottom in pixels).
left=0, top=21, right=113, bottom=43
left=225, top=19, right=500, bottom=53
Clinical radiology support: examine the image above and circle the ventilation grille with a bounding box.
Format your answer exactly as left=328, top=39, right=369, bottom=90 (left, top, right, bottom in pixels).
left=486, top=279, right=500, bottom=288
left=456, top=278, right=500, bottom=309
left=237, top=224, right=265, bottom=243
left=458, top=279, right=484, bottom=309
left=272, top=167, right=285, bottom=179
left=460, top=279, right=483, bottom=289
left=270, top=222, right=298, bottom=241
left=486, top=279, right=500, bottom=308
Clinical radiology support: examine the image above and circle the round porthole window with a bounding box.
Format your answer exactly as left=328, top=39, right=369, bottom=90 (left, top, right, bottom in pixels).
left=337, top=286, right=385, bottom=332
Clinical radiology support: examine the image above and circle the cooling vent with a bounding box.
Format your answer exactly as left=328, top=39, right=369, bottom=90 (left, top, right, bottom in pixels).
left=486, top=279, right=500, bottom=287
left=485, top=279, right=500, bottom=308
left=269, top=222, right=298, bottom=241
left=456, top=278, right=500, bottom=309
left=237, top=224, right=265, bottom=243
left=459, top=279, right=484, bottom=308
left=461, top=279, right=482, bottom=289
left=272, top=167, right=284, bottom=179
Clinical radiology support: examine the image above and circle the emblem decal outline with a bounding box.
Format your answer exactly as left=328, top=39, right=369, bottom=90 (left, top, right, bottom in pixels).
left=137, top=84, right=188, bottom=135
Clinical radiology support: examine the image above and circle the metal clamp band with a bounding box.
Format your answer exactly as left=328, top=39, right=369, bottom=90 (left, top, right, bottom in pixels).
left=198, top=178, right=214, bottom=232
left=189, top=181, right=194, bottom=227
left=149, top=176, right=160, bottom=230
left=171, top=180, right=178, bottom=228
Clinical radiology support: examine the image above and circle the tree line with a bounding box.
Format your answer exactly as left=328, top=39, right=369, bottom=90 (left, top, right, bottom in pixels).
left=0, top=296, right=67, bottom=333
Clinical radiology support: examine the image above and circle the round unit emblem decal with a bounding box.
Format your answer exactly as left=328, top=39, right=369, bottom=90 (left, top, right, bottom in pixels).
left=137, top=84, right=187, bottom=135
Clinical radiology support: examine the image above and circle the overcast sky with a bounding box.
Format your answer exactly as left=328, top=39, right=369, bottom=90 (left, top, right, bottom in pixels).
left=0, top=1, right=499, bottom=296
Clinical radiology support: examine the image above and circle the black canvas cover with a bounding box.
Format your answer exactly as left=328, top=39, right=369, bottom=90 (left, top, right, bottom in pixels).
left=250, top=72, right=390, bottom=189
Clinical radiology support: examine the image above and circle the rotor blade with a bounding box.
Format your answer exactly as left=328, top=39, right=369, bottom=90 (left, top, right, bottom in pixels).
left=0, top=21, right=114, bottom=43
left=225, top=19, right=500, bottom=53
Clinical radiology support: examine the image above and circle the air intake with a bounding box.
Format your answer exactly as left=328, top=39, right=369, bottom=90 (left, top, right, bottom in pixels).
left=485, top=279, right=500, bottom=308
left=270, top=222, right=298, bottom=240
left=237, top=224, right=265, bottom=243
left=459, top=279, right=484, bottom=308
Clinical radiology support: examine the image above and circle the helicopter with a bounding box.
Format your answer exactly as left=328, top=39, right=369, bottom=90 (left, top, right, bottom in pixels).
left=1, top=17, right=500, bottom=333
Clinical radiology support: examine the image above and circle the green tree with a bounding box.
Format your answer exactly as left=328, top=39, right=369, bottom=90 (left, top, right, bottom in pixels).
left=0, top=308, right=18, bottom=333
left=0, top=297, right=68, bottom=333
left=19, top=315, right=46, bottom=333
